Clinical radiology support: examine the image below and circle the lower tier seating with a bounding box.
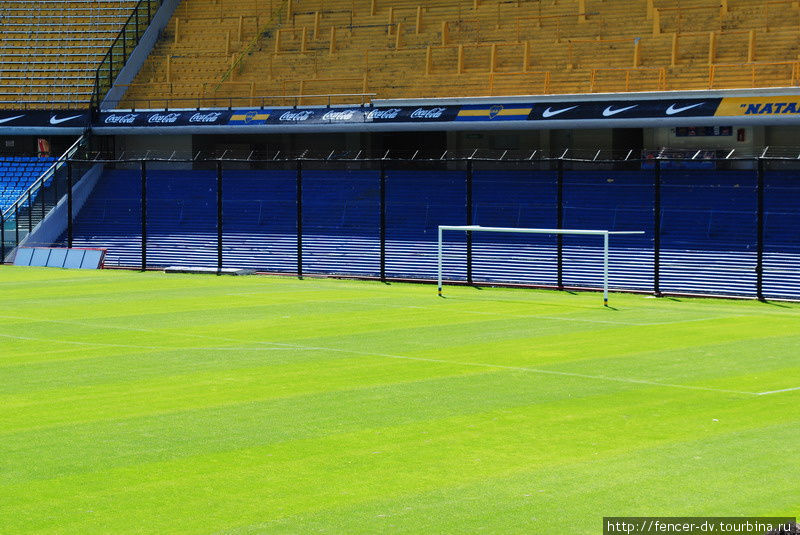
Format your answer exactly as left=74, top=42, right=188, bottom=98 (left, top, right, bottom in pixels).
left=62, top=167, right=800, bottom=299
left=0, top=157, right=57, bottom=211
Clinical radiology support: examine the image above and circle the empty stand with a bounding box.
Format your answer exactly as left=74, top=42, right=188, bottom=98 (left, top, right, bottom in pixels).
left=61, top=161, right=800, bottom=299
left=119, top=0, right=800, bottom=106
left=0, top=1, right=144, bottom=108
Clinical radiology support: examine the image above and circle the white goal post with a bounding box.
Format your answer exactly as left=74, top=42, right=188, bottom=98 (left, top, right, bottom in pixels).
left=437, top=225, right=645, bottom=306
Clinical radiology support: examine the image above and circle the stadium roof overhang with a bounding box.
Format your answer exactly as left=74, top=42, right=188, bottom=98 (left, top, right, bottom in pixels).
left=4, top=88, right=800, bottom=136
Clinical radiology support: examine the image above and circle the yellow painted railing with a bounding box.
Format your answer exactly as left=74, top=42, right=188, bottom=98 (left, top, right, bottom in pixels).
left=129, top=62, right=800, bottom=104
left=488, top=71, right=551, bottom=95
left=215, top=0, right=289, bottom=89
left=589, top=67, right=667, bottom=93
left=708, top=61, right=800, bottom=89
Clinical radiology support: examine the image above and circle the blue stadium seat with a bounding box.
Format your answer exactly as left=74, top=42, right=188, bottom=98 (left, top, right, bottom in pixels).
left=0, top=156, right=53, bottom=211
left=62, top=167, right=800, bottom=298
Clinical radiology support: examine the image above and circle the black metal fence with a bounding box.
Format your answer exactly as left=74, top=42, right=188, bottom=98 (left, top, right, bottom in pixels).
left=4, top=155, right=800, bottom=301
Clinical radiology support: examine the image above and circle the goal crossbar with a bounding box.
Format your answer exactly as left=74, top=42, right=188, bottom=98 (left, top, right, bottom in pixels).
left=437, top=225, right=645, bottom=306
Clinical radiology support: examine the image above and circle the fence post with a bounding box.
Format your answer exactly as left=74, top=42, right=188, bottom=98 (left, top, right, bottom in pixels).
left=53, top=167, right=59, bottom=204
left=40, top=180, right=46, bottom=221
left=756, top=157, right=765, bottom=300
left=14, top=204, right=19, bottom=248
left=466, top=158, right=473, bottom=285
left=1, top=211, right=5, bottom=262
left=141, top=160, right=147, bottom=271
left=380, top=159, right=386, bottom=282
left=67, top=161, right=74, bottom=248
left=27, top=191, right=32, bottom=234
left=217, top=160, right=224, bottom=275
left=94, top=71, right=100, bottom=109
left=109, top=48, right=114, bottom=92
left=556, top=158, right=564, bottom=290
left=39, top=183, right=45, bottom=221
left=653, top=158, right=662, bottom=297
left=296, top=158, right=303, bottom=279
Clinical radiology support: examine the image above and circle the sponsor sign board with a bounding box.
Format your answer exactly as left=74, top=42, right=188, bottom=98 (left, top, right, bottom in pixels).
left=715, top=95, right=800, bottom=117
left=0, top=111, right=90, bottom=128
left=87, top=96, right=800, bottom=130
left=99, top=110, right=229, bottom=126
left=528, top=99, right=722, bottom=121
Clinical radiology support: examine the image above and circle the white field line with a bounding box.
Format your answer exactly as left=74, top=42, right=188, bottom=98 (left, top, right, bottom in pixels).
left=332, top=302, right=740, bottom=327
left=241, top=339, right=760, bottom=397
left=451, top=308, right=735, bottom=326
left=0, top=328, right=757, bottom=396
left=5, top=346, right=88, bottom=358
left=755, top=386, right=800, bottom=396
left=348, top=303, right=735, bottom=327
left=0, top=332, right=295, bottom=351
left=0, top=314, right=783, bottom=397
left=0, top=310, right=736, bottom=337
left=0, top=315, right=178, bottom=335
left=0, top=277, right=121, bottom=288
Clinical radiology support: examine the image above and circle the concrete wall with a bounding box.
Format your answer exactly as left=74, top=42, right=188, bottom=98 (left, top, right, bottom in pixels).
left=116, top=134, right=193, bottom=169
left=646, top=125, right=761, bottom=154
left=19, top=164, right=104, bottom=250
left=450, top=130, right=549, bottom=154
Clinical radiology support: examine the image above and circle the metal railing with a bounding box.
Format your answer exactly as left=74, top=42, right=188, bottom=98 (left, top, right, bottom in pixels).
left=215, top=0, right=289, bottom=89
left=111, top=91, right=376, bottom=111
left=708, top=61, right=800, bottom=89
left=1, top=136, right=91, bottom=258
left=91, top=0, right=164, bottom=110
left=73, top=146, right=800, bottom=163
left=110, top=55, right=798, bottom=108
left=589, top=67, right=667, bottom=93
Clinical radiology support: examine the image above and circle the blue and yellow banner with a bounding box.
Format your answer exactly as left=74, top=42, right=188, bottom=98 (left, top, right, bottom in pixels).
left=228, top=110, right=271, bottom=125
left=456, top=104, right=533, bottom=121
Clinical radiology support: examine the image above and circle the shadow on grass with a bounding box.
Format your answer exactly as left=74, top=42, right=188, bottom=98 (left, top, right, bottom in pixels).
left=762, top=299, right=792, bottom=308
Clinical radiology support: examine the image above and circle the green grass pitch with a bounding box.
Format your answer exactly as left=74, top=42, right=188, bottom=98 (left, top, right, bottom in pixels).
left=1, top=266, right=798, bottom=534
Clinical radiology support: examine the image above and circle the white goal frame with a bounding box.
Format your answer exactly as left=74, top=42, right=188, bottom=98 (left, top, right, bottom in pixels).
left=437, top=225, right=645, bottom=306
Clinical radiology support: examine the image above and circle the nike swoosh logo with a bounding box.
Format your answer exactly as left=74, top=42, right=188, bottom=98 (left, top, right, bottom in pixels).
left=602, top=105, right=637, bottom=117
left=665, top=102, right=705, bottom=115
left=542, top=106, right=578, bottom=118
left=0, top=115, right=25, bottom=124
left=49, top=114, right=82, bottom=125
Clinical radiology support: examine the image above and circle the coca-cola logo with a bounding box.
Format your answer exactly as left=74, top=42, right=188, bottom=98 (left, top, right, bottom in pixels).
left=103, top=113, right=139, bottom=124
left=322, top=109, right=357, bottom=121
left=365, top=108, right=401, bottom=120
left=189, top=112, right=223, bottom=123
left=410, top=107, right=446, bottom=119
left=147, top=113, right=181, bottom=124
left=279, top=110, right=314, bottom=122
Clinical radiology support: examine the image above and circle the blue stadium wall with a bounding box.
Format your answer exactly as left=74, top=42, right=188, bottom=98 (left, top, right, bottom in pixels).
left=63, top=165, right=800, bottom=299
